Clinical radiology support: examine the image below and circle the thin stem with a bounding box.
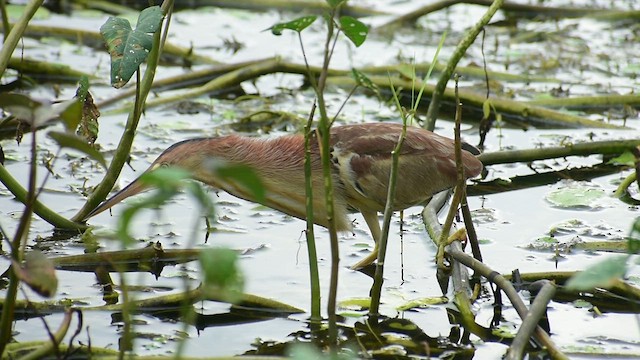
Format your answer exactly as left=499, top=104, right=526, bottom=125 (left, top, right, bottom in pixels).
left=424, top=0, right=504, bottom=131
left=0, top=127, right=37, bottom=352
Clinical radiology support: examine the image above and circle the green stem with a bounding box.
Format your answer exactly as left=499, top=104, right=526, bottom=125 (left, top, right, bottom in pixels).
left=424, top=0, right=504, bottom=131
left=0, top=0, right=44, bottom=75
left=0, top=164, right=86, bottom=230
left=304, top=108, right=322, bottom=322
left=478, top=139, right=640, bottom=165
left=72, top=4, right=169, bottom=222
left=315, top=8, right=340, bottom=350
left=0, top=129, right=37, bottom=353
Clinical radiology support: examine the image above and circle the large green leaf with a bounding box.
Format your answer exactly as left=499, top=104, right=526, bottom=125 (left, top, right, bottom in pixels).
left=99, top=6, right=163, bottom=88
left=339, top=16, right=368, bottom=47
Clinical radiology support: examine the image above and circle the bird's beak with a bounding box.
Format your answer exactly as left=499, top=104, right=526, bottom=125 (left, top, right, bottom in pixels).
left=84, top=176, right=150, bottom=220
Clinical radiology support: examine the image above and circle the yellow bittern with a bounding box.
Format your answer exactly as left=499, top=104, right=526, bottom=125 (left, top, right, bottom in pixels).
left=85, top=123, right=483, bottom=268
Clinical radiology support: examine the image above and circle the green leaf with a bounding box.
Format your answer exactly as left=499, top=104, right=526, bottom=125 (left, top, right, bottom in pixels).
left=99, top=6, right=163, bottom=88
left=546, top=184, right=605, bottom=209
left=199, top=248, right=244, bottom=303
left=339, top=16, right=368, bottom=47
left=12, top=251, right=58, bottom=298
left=0, top=93, right=79, bottom=127
left=606, top=151, right=635, bottom=166
left=270, top=16, right=317, bottom=35
left=48, top=131, right=107, bottom=169
left=59, top=99, right=82, bottom=131
left=482, top=99, right=491, bottom=119
left=208, top=161, right=265, bottom=203
left=396, top=296, right=448, bottom=311
left=565, top=255, right=628, bottom=290
left=351, top=68, right=379, bottom=97
left=338, top=297, right=371, bottom=311
left=326, top=0, right=346, bottom=8
left=135, top=6, right=163, bottom=33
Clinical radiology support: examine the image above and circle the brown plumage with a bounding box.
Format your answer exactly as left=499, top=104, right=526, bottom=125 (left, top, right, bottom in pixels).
left=85, top=123, right=483, bottom=268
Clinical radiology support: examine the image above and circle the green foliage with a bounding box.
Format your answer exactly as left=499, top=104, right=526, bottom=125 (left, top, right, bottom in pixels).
left=0, top=93, right=79, bottom=128
left=47, top=131, right=106, bottom=169
left=338, top=16, right=368, bottom=47
left=116, top=167, right=214, bottom=245
left=607, top=151, right=635, bottom=166
left=199, top=248, right=244, bottom=303
left=100, top=6, right=163, bottom=88
left=545, top=185, right=605, bottom=208
left=325, top=0, right=346, bottom=9
left=351, top=68, right=379, bottom=97
left=11, top=251, right=58, bottom=298
left=270, top=16, right=317, bottom=35
left=565, top=255, right=628, bottom=290
left=207, top=161, right=266, bottom=203
left=566, top=217, right=639, bottom=290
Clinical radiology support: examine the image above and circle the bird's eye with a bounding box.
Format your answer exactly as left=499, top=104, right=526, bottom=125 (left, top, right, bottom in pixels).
left=160, top=163, right=170, bottom=168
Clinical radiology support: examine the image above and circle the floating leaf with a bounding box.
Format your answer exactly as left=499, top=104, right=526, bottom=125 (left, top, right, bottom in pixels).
left=12, top=251, right=58, bottom=298
left=100, top=6, right=163, bottom=88
left=200, top=248, right=244, bottom=303
left=339, top=16, right=368, bottom=47
left=338, top=297, right=371, bottom=311
left=546, top=183, right=606, bottom=209
left=565, top=255, right=628, bottom=290
left=270, top=16, right=317, bottom=35
left=396, top=296, right=448, bottom=311
left=48, top=131, right=107, bottom=169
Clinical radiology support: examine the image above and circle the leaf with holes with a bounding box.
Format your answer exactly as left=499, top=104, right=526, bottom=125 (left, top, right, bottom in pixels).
left=339, top=16, right=368, bottom=47
left=100, top=6, right=163, bottom=88
left=270, top=16, right=317, bottom=35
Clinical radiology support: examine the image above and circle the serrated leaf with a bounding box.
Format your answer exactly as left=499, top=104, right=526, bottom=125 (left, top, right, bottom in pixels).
left=12, top=251, right=58, bottom=298
left=270, top=16, right=317, bottom=35
left=48, top=131, right=107, bottom=169
left=339, top=16, right=368, bottom=47
left=565, top=255, right=628, bottom=290
left=100, top=6, right=163, bottom=88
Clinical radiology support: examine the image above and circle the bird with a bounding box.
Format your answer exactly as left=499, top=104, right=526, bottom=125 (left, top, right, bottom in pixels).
left=85, top=123, right=483, bottom=269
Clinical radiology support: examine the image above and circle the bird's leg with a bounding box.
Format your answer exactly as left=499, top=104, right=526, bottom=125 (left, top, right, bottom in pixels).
left=350, top=210, right=382, bottom=269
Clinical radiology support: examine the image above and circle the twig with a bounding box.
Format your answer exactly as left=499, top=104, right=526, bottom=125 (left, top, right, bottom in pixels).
left=506, top=281, right=556, bottom=360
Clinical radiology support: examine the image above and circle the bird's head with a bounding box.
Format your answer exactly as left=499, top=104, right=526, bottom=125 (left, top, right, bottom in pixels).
left=83, top=139, right=212, bottom=220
